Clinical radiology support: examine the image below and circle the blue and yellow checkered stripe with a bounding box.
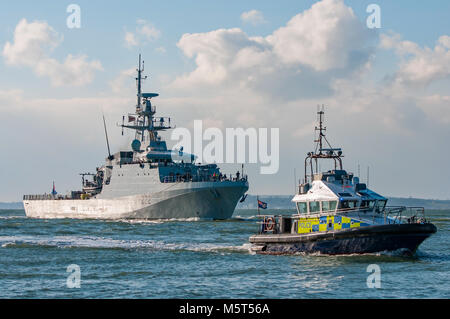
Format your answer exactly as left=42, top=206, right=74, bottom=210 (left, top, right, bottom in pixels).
left=298, top=215, right=369, bottom=233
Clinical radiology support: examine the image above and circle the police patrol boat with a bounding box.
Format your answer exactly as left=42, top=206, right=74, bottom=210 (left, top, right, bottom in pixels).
left=249, top=108, right=436, bottom=255
left=23, top=55, right=249, bottom=219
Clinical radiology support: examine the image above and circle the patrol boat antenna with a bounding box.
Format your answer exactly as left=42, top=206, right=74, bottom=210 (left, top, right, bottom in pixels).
left=305, top=105, right=343, bottom=183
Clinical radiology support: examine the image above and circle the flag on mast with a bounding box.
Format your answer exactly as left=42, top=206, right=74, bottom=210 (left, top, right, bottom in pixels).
left=257, top=199, right=267, bottom=209
left=51, top=181, right=57, bottom=196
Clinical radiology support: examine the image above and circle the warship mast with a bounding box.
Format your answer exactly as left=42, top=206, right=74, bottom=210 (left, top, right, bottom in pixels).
left=136, top=53, right=146, bottom=110
left=120, top=55, right=172, bottom=150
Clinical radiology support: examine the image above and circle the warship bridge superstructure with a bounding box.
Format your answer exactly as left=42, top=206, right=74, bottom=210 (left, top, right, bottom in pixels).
left=23, top=55, right=249, bottom=219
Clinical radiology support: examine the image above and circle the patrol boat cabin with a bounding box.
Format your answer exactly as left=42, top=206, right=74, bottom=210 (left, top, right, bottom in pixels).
left=293, top=168, right=389, bottom=231
left=249, top=108, right=436, bottom=255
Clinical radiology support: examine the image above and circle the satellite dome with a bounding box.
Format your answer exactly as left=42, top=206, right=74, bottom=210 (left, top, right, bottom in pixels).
left=131, top=139, right=141, bottom=151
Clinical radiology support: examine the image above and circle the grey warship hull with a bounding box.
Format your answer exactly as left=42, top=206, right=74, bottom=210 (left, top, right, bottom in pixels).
left=24, top=180, right=248, bottom=220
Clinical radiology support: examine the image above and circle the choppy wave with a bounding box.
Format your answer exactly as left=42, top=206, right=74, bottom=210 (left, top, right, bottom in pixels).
left=0, top=209, right=448, bottom=298
left=283, top=248, right=418, bottom=258
left=111, top=216, right=202, bottom=224
left=0, top=235, right=252, bottom=254
left=0, top=215, right=25, bottom=219
left=232, top=215, right=259, bottom=221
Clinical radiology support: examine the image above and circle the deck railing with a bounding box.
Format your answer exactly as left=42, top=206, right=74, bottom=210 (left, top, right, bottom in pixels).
left=383, top=206, right=426, bottom=224
left=161, top=174, right=248, bottom=183
left=256, top=205, right=428, bottom=234
left=23, top=194, right=64, bottom=200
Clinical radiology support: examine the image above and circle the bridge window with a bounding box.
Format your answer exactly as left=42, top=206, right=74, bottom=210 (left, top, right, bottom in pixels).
left=361, top=200, right=376, bottom=210
left=297, top=202, right=307, bottom=214
left=340, top=200, right=357, bottom=210
left=309, top=201, right=320, bottom=214
left=322, top=201, right=337, bottom=213
left=375, top=200, right=386, bottom=213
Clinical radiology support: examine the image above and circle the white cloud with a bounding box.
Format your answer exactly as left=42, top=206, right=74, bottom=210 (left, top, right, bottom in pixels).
left=268, top=0, right=372, bottom=71
left=124, top=19, right=161, bottom=48
left=292, top=121, right=316, bottom=138
left=2, top=0, right=449, bottom=200
left=155, top=46, right=166, bottom=54
left=173, top=28, right=272, bottom=88
left=166, top=0, right=450, bottom=156
left=0, top=89, right=24, bottom=114
left=418, top=94, right=450, bottom=124
left=35, top=54, right=102, bottom=87
left=137, top=19, right=160, bottom=40
left=381, top=32, right=450, bottom=86
left=124, top=32, right=138, bottom=47
left=172, top=0, right=374, bottom=99
left=240, top=10, right=266, bottom=26
left=3, top=19, right=102, bottom=86
left=109, top=67, right=137, bottom=94
left=2, top=18, right=61, bottom=65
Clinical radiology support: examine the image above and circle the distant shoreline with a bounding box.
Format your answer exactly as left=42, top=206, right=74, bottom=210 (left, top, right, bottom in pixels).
left=3, top=195, right=450, bottom=210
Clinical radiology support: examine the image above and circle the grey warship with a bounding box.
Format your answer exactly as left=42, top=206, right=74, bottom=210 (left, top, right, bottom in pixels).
left=23, top=55, right=249, bottom=219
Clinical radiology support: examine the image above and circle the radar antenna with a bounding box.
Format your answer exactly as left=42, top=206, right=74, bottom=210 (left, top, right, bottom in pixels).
left=304, top=106, right=343, bottom=183
left=120, top=55, right=172, bottom=150
left=136, top=53, right=148, bottom=110
left=314, top=104, right=334, bottom=154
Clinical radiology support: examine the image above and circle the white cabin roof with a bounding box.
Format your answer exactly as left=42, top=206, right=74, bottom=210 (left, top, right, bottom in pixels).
left=292, top=181, right=339, bottom=202
left=292, top=176, right=386, bottom=203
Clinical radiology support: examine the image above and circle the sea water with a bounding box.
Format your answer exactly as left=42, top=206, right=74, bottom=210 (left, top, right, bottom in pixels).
left=0, top=209, right=448, bottom=298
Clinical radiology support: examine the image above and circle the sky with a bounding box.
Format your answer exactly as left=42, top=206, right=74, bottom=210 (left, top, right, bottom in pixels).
left=0, top=0, right=449, bottom=201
